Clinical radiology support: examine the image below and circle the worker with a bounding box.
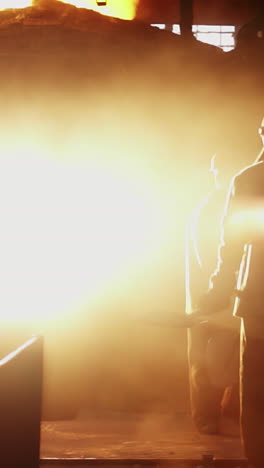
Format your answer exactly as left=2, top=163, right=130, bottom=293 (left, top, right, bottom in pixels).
left=186, top=156, right=239, bottom=434
left=194, top=118, right=264, bottom=467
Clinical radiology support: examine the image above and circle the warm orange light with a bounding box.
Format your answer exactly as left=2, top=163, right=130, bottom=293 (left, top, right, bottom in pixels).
left=0, top=0, right=139, bottom=20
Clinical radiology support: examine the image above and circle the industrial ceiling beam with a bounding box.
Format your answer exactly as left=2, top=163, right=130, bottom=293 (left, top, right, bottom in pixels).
left=135, top=0, right=260, bottom=27
left=180, top=0, right=193, bottom=38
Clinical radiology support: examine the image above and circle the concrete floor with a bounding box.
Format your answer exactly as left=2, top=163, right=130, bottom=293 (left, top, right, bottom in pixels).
left=40, top=410, right=243, bottom=461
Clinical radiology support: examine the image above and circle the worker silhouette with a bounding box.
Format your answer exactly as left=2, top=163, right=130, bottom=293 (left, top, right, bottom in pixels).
left=186, top=155, right=239, bottom=434
left=195, top=118, right=264, bottom=468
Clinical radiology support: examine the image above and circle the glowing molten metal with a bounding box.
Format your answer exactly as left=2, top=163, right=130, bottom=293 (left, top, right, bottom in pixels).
left=0, top=0, right=138, bottom=20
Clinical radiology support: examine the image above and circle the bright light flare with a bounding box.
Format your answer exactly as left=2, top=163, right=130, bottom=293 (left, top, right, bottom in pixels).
left=0, top=150, right=169, bottom=330
left=0, top=0, right=139, bottom=20
left=229, top=208, right=264, bottom=231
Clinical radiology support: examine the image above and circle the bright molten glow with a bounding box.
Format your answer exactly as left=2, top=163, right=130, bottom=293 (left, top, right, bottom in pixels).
left=0, top=0, right=138, bottom=20
left=57, top=0, right=138, bottom=20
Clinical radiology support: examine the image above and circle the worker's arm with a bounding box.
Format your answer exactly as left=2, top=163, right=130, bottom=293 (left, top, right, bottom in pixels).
left=196, top=176, right=245, bottom=316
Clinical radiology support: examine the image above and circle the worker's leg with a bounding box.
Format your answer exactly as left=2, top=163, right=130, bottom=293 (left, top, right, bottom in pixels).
left=188, top=323, right=223, bottom=433
left=240, top=318, right=264, bottom=467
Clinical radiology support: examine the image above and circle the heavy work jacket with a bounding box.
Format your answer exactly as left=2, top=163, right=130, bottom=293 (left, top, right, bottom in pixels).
left=199, top=158, right=264, bottom=319
left=185, top=186, right=226, bottom=313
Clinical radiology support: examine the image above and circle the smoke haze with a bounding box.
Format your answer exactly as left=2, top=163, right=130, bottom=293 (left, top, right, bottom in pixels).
left=0, top=1, right=263, bottom=418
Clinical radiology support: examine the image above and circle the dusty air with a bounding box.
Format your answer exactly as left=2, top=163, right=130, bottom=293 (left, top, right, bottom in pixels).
left=0, top=1, right=263, bottom=467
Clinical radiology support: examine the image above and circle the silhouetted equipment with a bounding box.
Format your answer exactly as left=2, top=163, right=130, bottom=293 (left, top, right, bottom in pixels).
left=96, top=1, right=107, bottom=5
left=0, top=336, right=43, bottom=468
left=136, top=0, right=260, bottom=27
left=180, top=0, right=193, bottom=38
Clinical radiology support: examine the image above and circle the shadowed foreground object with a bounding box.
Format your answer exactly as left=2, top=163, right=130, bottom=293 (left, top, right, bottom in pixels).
left=0, top=336, right=43, bottom=468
